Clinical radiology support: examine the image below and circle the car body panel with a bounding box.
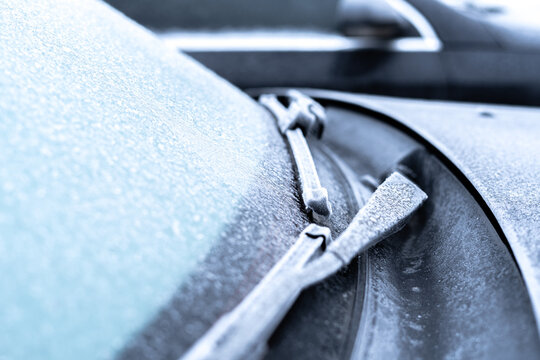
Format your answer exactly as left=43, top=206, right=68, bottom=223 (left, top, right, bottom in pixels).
left=305, top=89, right=540, bottom=333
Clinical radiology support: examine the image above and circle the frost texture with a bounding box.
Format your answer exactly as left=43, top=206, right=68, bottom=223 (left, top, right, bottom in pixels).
left=342, top=93, right=540, bottom=332
left=0, top=1, right=297, bottom=359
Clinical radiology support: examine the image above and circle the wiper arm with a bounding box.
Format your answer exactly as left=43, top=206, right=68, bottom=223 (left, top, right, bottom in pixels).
left=181, top=172, right=427, bottom=360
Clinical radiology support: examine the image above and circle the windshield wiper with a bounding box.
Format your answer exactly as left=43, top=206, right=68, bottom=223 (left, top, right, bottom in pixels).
left=181, top=171, right=427, bottom=360
left=260, top=90, right=332, bottom=221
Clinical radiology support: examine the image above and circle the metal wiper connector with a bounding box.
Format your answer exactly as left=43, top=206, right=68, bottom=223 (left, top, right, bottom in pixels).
left=181, top=172, right=427, bottom=360
left=259, top=91, right=332, bottom=221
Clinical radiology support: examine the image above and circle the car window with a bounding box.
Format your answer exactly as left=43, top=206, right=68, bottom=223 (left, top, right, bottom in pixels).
left=0, top=1, right=304, bottom=359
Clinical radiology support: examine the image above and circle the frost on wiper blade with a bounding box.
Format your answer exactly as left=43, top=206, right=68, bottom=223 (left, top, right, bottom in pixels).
left=259, top=91, right=332, bottom=221
left=181, top=172, right=427, bottom=360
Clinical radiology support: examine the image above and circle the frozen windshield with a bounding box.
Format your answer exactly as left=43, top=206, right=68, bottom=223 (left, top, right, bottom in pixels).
left=0, top=1, right=295, bottom=359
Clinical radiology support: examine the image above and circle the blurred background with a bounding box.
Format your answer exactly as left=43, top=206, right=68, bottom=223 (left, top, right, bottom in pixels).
left=104, top=0, right=540, bottom=105
left=106, top=0, right=538, bottom=32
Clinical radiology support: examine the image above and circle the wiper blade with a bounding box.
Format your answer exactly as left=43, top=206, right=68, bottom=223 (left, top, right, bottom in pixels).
left=259, top=91, right=332, bottom=221
left=181, top=172, right=427, bottom=360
